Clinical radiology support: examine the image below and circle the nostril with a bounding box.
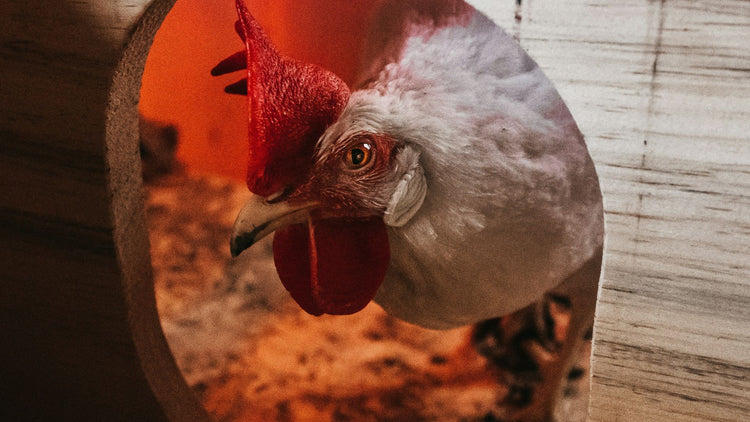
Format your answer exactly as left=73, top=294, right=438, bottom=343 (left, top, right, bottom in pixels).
left=265, top=186, right=292, bottom=204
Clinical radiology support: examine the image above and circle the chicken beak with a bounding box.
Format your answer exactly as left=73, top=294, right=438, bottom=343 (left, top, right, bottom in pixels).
left=230, top=194, right=317, bottom=257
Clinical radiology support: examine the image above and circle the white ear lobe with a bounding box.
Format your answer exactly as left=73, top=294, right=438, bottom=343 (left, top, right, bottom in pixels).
left=384, top=157, right=426, bottom=227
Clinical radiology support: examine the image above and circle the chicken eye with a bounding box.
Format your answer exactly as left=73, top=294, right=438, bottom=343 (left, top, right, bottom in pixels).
left=344, top=143, right=373, bottom=169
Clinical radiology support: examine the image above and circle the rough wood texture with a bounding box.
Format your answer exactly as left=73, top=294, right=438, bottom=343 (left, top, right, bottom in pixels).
left=473, top=0, right=749, bottom=420
left=0, top=0, right=208, bottom=420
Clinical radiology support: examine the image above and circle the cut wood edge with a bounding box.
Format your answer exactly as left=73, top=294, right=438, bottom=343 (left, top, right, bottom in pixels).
left=105, top=0, right=210, bottom=420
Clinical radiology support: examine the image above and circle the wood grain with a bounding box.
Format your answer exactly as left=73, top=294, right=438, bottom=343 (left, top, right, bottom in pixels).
left=473, top=0, right=750, bottom=420
left=1, top=0, right=208, bottom=420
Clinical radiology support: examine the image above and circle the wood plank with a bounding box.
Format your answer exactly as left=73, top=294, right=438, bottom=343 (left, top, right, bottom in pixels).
left=0, top=0, right=209, bottom=420
left=472, top=0, right=749, bottom=420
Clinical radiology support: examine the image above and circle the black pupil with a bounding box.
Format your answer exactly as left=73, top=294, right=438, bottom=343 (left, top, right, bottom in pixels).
left=351, top=148, right=366, bottom=166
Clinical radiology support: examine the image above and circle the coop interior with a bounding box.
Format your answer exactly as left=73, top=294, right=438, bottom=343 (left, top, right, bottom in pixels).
left=138, top=1, right=592, bottom=421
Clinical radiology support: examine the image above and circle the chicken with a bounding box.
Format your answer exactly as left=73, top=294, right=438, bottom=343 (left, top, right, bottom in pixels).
left=212, top=0, right=604, bottom=420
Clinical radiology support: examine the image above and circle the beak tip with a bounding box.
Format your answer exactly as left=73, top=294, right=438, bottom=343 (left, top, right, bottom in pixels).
left=230, top=234, right=254, bottom=258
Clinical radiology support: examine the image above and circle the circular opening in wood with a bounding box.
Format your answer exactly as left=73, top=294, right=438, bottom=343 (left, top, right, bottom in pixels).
left=131, top=1, right=605, bottom=420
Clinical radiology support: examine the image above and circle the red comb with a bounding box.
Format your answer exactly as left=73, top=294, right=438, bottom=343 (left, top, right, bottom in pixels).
left=216, top=0, right=351, bottom=197
left=211, top=21, right=248, bottom=93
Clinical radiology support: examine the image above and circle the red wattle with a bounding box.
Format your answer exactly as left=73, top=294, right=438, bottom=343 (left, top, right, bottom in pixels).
left=272, top=217, right=390, bottom=316
left=272, top=223, right=323, bottom=316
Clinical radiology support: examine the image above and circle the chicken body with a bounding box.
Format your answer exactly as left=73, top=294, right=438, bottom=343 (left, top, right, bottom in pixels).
left=318, top=4, right=604, bottom=328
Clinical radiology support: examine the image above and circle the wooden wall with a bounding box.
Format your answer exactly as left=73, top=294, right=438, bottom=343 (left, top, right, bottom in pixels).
left=1, top=0, right=747, bottom=420
left=0, top=0, right=208, bottom=419
left=472, top=1, right=750, bottom=420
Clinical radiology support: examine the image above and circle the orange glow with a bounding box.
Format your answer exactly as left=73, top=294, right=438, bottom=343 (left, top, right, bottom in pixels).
left=140, top=0, right=385, bottom=182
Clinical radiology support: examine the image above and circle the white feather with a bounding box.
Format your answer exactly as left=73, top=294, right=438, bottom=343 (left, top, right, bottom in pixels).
left=324, top=2, right=603, bottom=329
